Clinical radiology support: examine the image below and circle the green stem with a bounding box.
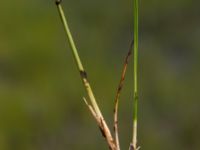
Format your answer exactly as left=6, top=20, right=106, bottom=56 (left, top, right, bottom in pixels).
left=55, top=2, right=117, bottom=149
left=56, top=1, right=102, bottom=118
left=132, top=0, right=139, bottom=149
left=56, top=3, right=83, bottom=71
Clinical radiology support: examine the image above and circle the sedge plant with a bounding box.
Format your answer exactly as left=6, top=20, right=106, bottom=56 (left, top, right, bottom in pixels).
left=55, top=0, right=140, bottom=150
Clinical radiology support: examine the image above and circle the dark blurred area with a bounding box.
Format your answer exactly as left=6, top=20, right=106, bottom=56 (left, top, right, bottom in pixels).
left=0, top=0, right=200, bottom=150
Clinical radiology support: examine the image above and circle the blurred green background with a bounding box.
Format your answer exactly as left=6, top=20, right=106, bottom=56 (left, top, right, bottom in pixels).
left=0, top=0, right=200, bottom=150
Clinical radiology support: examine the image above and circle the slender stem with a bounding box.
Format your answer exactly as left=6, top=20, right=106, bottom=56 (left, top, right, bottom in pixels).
left=56, top=1, right=103, bottom=117
left=114, top=40, right=133, bottom=150
left=55, top=1, right=116, bottom=150
left=131, top=0, right=139, bottom=149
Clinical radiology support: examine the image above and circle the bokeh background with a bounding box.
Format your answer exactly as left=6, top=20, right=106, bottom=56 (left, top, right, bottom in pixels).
left=0, top=0, right=200, bottom=150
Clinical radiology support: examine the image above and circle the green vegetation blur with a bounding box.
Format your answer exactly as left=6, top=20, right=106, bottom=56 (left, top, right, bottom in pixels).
left=0, top=0, right=200, bottom=150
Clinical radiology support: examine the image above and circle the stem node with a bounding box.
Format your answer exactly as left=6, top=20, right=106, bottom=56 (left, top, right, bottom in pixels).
left=55, top=0, right=62, bottom=5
